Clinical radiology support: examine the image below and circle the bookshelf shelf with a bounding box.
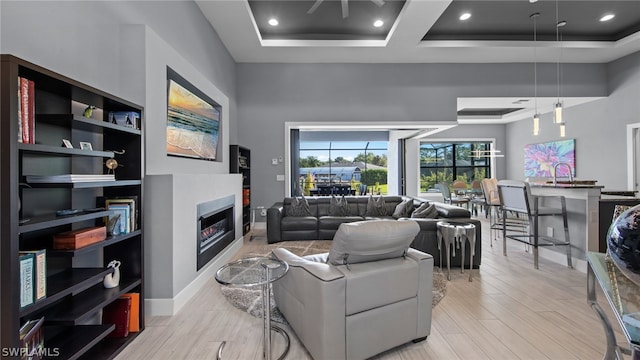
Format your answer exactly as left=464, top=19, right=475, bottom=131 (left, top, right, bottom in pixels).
left=1, top=54, right=144, bottom=358
left=18, top=210, right=112, bottom=234
left=37, top=114, right=141, bottom=135
left=19, top=268, right=115, bottom=317
left=24, top=180, right=141, bottom=189
left=78, top=331, right=142, bottom=360
left=18, top=143, right=115, bottom=157
left=42, top=278, right=141, bottom=325
left=44, top=324, right=115, bottom=360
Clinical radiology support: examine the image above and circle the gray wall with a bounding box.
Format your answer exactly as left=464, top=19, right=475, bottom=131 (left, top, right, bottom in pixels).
left=237, top=62, right=608, bottom=211
left=0, top=0, right=238, bottom=143
left=505, top=52, right=640, bottom=190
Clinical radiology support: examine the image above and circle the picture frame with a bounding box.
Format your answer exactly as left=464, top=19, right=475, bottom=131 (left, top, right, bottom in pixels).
left=62, top=139, right=73, bottom=148
left=166, top=67, right=222, bottom=162
left=524, top=139, right=576, bottom=177
left=79, top=142, right=93, bottom=151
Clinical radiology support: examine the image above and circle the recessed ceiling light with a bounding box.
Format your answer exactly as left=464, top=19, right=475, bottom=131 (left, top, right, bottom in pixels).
left=529, top=0, right=538, bottom=3
left=268, top=18, right=279, bottom=26
left=600, top=14, right=615, bottom=22
left=459, top=13, right=471, bottom=21
left=373, top=20, right=384, bottom=28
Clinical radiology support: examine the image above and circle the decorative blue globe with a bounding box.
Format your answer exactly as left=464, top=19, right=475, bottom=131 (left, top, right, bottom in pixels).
left=608, top=204, right=640, bottom=273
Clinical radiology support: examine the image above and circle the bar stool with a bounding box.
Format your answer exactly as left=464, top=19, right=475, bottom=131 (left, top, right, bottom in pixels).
left=497, top=180, right=572, bottom=269
left=481, top=178, right=502, bottom=246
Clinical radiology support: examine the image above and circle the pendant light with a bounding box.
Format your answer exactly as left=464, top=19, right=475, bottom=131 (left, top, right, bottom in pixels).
left=531, top=12, right=540, bottom=136
left=554, top=0, right=565, bottom=125
left=557, top=19, right=567, bottom=137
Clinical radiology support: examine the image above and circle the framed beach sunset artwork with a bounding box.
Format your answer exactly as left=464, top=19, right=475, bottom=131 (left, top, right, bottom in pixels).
left=524, top=139, right=576, bottom=177
left=166, top=67, right=221, bottom=162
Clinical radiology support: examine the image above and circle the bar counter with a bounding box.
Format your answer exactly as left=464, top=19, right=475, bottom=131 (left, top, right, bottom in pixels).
left=528, top=182, right=603, bottom=270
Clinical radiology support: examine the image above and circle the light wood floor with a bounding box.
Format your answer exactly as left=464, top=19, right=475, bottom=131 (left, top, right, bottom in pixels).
left=117, top=216, right=626, bottom=360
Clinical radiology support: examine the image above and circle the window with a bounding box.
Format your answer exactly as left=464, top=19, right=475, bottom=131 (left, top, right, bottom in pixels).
left=419, top=142, right=490, bottom=192
left=297, top=139, right=388, bottom=195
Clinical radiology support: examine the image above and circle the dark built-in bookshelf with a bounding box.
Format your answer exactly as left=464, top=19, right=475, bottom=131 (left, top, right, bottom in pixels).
left=1, top=55, right=144, bottom=359
left=230, top=145, right=251, bottom=235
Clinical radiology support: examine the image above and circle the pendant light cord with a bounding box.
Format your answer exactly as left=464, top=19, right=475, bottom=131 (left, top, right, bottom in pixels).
left=533, top=14, right=538, bottom=114
left=556, top=0, right=560, bottom=102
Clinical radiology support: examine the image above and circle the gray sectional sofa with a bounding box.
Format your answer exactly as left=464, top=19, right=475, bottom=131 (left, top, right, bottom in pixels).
left=266, top=195, right=482, bottom=268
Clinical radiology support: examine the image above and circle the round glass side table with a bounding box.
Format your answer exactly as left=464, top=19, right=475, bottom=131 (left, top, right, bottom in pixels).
left=215, top=257, right=290, bottom=360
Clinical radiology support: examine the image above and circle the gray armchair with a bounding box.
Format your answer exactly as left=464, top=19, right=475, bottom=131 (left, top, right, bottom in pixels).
left=271, top=220, right=433, bottom=360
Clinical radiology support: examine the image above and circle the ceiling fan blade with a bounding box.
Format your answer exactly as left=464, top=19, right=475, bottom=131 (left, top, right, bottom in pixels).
left=307, top=0, right=324, bottom=14
left=370, top=0, right=385, bottom=7
left=341, top=0, right=349, bottom=18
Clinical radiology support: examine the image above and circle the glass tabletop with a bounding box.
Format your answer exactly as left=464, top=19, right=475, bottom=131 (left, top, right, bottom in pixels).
left=215, top=256, right=289, bottom=287
left=587, top=252, right=640, bottom=346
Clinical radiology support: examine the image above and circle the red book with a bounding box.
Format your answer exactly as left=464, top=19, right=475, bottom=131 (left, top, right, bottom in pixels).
left=120, top=293, right=140, bottom=332
left=28, top=79, right=35, bottom=144
left=102, top=297, right=131, bottom=338
left=20, top=77, right=29, bottom=143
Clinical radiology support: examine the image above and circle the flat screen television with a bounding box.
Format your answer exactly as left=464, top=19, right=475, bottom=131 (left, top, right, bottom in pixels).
left=166, top=67, right=221, bottom=162
left=524, top=139, right=576, bottom=177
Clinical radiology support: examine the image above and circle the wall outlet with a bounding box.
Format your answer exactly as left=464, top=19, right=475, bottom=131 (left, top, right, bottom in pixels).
left=547, top=227, right=554, bottom=237
left=260, top=208, right=267, bottom=217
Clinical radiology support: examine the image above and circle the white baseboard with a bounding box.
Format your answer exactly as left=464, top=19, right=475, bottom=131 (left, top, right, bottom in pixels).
left=538, top=247, right=587, bottom=273
left=145, top=237, right=243, bottom=317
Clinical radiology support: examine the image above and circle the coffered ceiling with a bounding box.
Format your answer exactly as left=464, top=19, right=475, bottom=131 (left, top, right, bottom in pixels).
left=195, top=0, right=640, bottom=64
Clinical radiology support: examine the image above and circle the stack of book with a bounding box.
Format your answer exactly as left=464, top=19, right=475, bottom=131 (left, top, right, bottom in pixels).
left=18, top=76, right=35, bottom=144
left=25, top=174, right=115, bottom=183
left=98, top=196, right=138, bottom=235
left=19, top=249, right=47, bottom=309
left=102, top=293, right=140, bottom=338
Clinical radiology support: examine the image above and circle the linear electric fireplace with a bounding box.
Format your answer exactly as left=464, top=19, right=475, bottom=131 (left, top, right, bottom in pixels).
left=196, top=195, right=235, bottom=270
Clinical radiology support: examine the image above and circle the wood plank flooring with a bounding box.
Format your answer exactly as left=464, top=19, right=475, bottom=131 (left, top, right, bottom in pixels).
left=116, top=216, right=627, bottom=359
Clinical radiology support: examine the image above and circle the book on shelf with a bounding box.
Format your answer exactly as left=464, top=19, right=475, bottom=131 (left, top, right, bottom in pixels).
left=106, top=198, right=136, bottom=232
left=25, top=174, right=115, bottom=183
left=18, top=77, right=35, bottom=144
left=18, top=249, right=46, bottom=301
left=120, top=293, right=140, bottom=332
left=97, top=196, right=138, bottom=233
left=107, top=204, right=130, bottom=235
left=103, top=297, right=131, bottom=338
left=19, top=253, right=34, bottom=308
left=19, top=316, right=44, bottom=360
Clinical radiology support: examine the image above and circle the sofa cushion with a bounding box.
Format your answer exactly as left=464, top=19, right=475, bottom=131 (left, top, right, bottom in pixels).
left=281, top=216, right=317, bottom=231
left=319, top=216, right=365, bottom=230
left=287, top=196, right=312, bottom=217
left=329, top=195, right=351, bottom=216
left=392, top=200, right=415, bottom=219
left=328, top=220, right=420, bottom=265
left=411, top=202, right=438, bottom=218
left=364, top=195, right=387, bottom=217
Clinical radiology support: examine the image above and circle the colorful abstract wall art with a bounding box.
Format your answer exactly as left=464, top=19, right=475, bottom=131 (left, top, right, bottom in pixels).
left=524, top=139, right=576, bottom=177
